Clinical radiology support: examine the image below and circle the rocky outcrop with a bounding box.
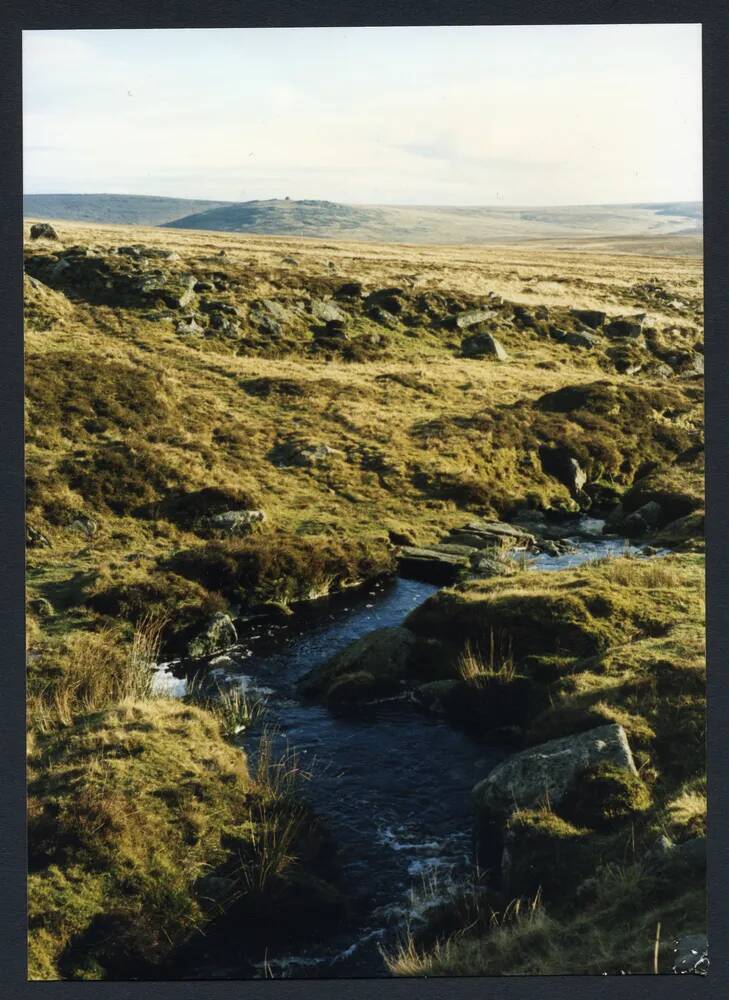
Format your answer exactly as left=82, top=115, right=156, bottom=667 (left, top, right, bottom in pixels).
left=472, top=724, right=638, bottom=822
left=461, top=331, right=509, bottom=360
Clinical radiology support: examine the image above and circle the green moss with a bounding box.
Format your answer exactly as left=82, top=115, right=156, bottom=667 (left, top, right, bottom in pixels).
left=559, top=764, right=651, bottom=830
left=27, top=700, right=254, bottom=978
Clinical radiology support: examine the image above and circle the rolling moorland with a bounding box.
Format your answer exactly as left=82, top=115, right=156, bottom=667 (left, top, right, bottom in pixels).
left=24, top=217, right=705, bottom=979
left=23, top=194, right=703, bottom=249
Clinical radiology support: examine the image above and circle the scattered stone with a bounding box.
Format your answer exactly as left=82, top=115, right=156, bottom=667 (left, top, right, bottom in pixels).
left=271, top=440, right=344, bottom=468
left=366, top=288, right=404, bottom=315
left=70, top=515, right=98, bottom=538
left=176, top=316, right=205, bottom=336
left=185, top=612, right=238, bottom=659
left=281, top=255, right=299, bottom=265
left=311, top=299, right=347, bottom=324
left=461, top=331, right=509, bottom=361
left=206, top=509, right=267, bottom=537
left=563, top=330, right=600, bottom=349
left=604, top=315, right=645, bottom=339
left=473, top=724, right=638, bottom=822
left=200, top=299, right=238, bottom=316
left=539, top=446, right=587, bottom=494
left=335, top=281, right=363, bottom=299
left=30, top=223, right=58, bottom=240
left=571, top=308, right=606, bottom=329
left=455, top=308, right=494, bottom=330
left=26, top=524, right=51, bottom=548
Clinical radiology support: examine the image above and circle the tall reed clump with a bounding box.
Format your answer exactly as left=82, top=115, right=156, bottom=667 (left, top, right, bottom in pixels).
left=185, top=675, right=267, bottom=740
left=28, top=614, right=165, bottom=731
left=235, top=729, right=310, bottom=896
left=456, top=630, right=518, bottom=686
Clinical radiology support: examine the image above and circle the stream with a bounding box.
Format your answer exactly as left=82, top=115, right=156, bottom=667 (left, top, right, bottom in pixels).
left=154, top=519, right=651, bottom=978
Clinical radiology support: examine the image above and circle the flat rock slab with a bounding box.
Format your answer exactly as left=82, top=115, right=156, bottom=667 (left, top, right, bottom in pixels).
left=398, top=546, right=470, bottom=584
left=473, top=723, right=637, bottom=820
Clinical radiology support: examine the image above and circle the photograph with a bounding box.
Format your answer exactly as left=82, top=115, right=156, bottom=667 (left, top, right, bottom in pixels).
left=22, top=23, right=706, bottom=980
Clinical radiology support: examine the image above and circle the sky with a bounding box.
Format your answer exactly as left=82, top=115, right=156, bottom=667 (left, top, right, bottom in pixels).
left=23, top=25, right=703, bottom=207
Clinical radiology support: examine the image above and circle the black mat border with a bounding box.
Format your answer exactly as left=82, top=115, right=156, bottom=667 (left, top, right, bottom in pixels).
left=1, top=2, right=727, bottom=998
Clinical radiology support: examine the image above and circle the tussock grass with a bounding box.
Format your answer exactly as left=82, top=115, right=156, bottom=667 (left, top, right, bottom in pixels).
left=456, top=632, right=518, bottom=685
left=29, top=615, right=165, bottom=731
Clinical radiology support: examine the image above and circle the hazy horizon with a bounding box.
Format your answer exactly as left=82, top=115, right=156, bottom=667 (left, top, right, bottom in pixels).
left=23, top=192, right=703, bottom=209
left=23, top=25, right=702, bottom=207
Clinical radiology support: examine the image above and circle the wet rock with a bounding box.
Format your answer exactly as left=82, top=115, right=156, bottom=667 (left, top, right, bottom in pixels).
left=299, top=626, right=418, bottom=705
left=473, top=723, right=638, bottom=822
left=398, top=546, right=471, bottom=584
left=453, top=520, right=538, bottom=548
left=206, top=509, right=267, bottom=537
left=538, top=446, right=587, bottom=495
left=604, top=315, right=645, bottom=339
left=461, top=331, right=509, bottom=361
left=30, top=222, right=59, bottom=240
left=455, top=308, right=495, bottom=330
left=620, top=500, right=663, bottom=535
left=413, top=679, right=460, bottom=715
left=673, top=934, right=708, bottom=975
left=185, top=612, right=238, bottom=659
left=570, top=308, right=606, bottom=329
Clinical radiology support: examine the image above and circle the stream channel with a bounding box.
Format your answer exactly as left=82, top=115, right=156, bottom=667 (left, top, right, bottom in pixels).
left=154, top=518, right=650, bottom=978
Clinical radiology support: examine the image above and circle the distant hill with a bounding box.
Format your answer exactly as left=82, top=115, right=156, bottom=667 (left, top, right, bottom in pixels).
left=23, top=193, right=233, bottom=227
left=163, top=198, right=703, bottom=244
left=25, top=194, right=702, bottom=246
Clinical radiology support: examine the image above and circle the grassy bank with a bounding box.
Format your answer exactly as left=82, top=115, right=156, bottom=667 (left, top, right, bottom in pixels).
left=384, top=552, right=705, bottom=975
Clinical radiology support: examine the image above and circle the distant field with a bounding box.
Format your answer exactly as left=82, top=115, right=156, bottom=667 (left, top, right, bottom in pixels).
left=24, top=195, right=702, bottom=252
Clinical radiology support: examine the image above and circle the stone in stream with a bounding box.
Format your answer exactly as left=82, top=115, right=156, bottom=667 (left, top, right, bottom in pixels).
left=299, top=626, right=420, bottom=706
left=451, top=520, right=537, bottom=548
left=185, top=612, right=238, bottom=659
left=398, top=546, right=471, bottom=584
left=472, top=723, right=638, bottom=823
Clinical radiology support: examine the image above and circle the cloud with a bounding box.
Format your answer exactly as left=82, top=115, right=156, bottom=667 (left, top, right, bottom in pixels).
left=22, top=26, right=702, bottom=204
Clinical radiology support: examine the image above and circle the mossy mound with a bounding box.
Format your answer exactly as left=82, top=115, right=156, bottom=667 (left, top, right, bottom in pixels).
left=559, top=763, right=652, bottom=830
left=168, top=532, right=394, bottom=609
left=28, top=700, right=255, bottom=979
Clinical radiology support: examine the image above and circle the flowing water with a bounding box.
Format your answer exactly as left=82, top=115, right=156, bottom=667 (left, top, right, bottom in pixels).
left=153, top=520, right=651, bottom=978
